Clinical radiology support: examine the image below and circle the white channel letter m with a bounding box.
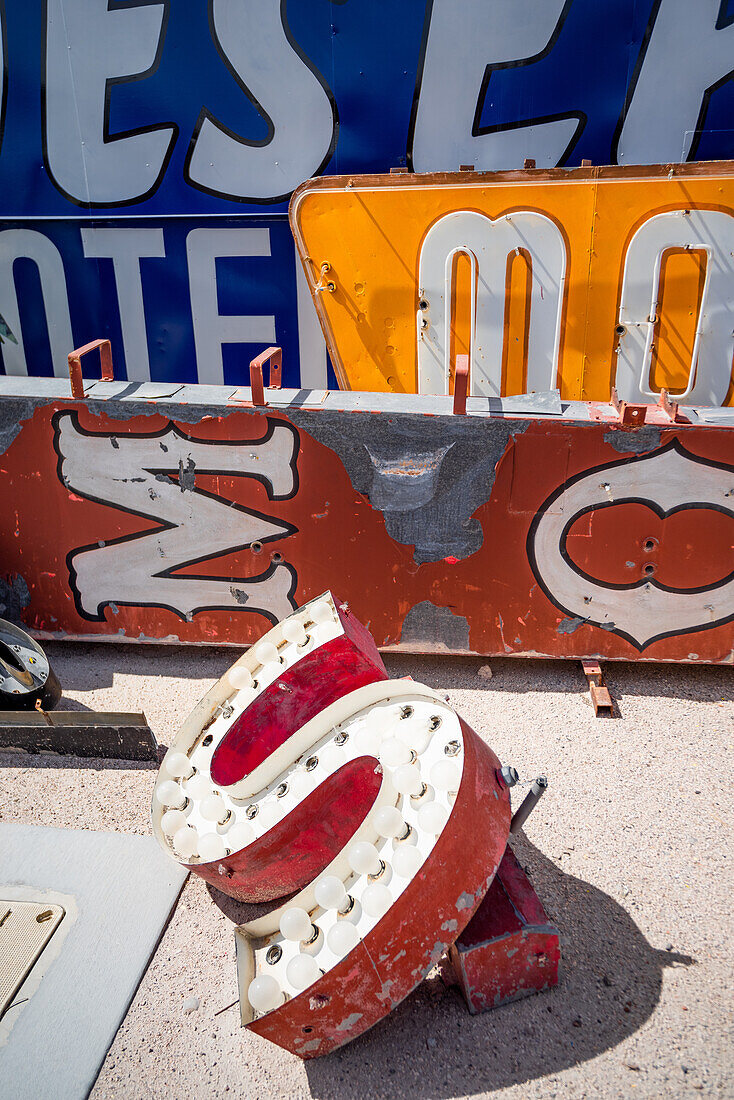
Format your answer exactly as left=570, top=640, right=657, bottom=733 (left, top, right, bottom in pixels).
left=54, top=412, right=298, bottom=624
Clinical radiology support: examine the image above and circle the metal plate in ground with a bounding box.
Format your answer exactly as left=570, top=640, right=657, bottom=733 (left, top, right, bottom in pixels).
left=0, top=901, right=65, bottom=1018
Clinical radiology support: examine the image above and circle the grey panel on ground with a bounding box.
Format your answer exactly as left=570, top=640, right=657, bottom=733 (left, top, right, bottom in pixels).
left=0, top=825, right=187, bottom=1100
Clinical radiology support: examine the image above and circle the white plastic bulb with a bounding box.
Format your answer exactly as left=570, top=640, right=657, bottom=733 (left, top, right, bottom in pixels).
left=186, top=773, right=212, bottom=801
left=155, top=779, right=186, bottom=808
left=161, top=808, right=188, bottom=835
left=326, top=920, right=359, bottom=956
left=373, top=805, right=406, bottom=839
left=200, top=793, right=226, bottom=822
left=392, top=844, right=423, bottom=879
left=254, top=640, right=279, bottom=666
left=379, top=738, right=412, bottom=768
left=430, top=759, right=462, bottom=792
left=311, top=601, right=333, bottom=625
left=348, top=841, right=382, bottom=877
left=314, top=875, right=348, bottom=911
left=257, top=803, right=280, bottom=831
left=318, top=742, right=345, bottom=773
left=198, top=833, right=226, bottom=862
left=282, top=619, right=307, bottom=646
left=173, top=825, right=199, bottom=859
left=228, top=665, right=253, bottom=691
left=361, top=882, right=392, bottom=918
left=279, top=907, right=313, bottom=942
left=164, top=751, right=194, bottom=779
left=392, top=763, right=423, bottom=797
left=417, top=801, right=450, bottom=834
left=225, top=821, right=255, bottom=850
left=395, top=722, right=432, bottom=755
left=247, top=975, right=283, bottom=1013
left=286, top=953, right=321, bottom=990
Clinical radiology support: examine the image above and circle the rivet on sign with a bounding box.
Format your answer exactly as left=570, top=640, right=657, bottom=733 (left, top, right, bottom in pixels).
left=444, top=740, right=461, bottom=756
left=276, top=783, right=288, bottom=798
left=400, top=705, right=414, bottom=719
left=266, top=945, right=282, bottom=965
left=429, top=715, right=442, bottom=731
left=246, top=805, right=259, bottom=819
left=334, top=731, right=348, bottom=746
left=305, top=757, right=318, bottom=771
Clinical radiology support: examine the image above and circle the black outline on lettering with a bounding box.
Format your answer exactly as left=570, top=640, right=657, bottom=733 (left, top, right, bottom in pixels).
left=41, top=0, right=178, bottom=209
left=526, top=438, right=734, bottom=651
left=183, top=0, right=338, bottom=205
left=611, top=0, right=734, bottom=165
left=406, top=0, right=583, bottom=171
left=52, top=409, right=300, bottom=623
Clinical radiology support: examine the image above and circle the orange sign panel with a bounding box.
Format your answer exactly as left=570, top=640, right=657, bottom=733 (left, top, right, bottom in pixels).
left=291, top=163, right=734, bottom=405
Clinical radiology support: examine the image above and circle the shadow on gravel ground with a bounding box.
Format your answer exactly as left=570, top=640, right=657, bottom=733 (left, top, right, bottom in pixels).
left=296, top=836, right=693, bottom=1099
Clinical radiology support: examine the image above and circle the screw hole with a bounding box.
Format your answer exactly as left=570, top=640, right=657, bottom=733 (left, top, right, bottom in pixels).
left=251, top=541, right=263, bottom=554
left=643, top=563, right=656, bottom=576
left=202, top=734, right=213, bottom=747
left=271, top=551, right=283, bottom=563
left=643, top=538, right=657, bottom=552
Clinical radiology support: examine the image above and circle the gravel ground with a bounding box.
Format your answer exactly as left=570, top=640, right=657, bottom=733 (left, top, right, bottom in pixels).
left=1, top=642, right=732, bottom=1099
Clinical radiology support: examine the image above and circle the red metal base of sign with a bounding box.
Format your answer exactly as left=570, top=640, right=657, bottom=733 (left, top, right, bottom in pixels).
left=449, top=845, right=560, bottom=1013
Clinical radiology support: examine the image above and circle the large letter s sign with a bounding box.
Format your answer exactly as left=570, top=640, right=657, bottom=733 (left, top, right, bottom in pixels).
left=152, top=593, right=511, bottom=1056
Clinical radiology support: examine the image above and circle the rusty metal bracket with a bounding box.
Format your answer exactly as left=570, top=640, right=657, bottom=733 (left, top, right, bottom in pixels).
left=610, top=387, right=647, bottom=426
left=657, top=387, right=681, bottom=422
left=611, top=386, right=684, bottom=426
left=68, top=339, right=114, bottom=400
left=581, top=660, right=614, bottom=717
left=248, top=347, right=283, bottom=407
left=453, top=354, right=469, bottom=415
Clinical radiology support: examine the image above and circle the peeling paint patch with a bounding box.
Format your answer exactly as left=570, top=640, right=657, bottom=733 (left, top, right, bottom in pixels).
left=229, top=587, right=250, bottom=606
left=178, top=454, right=196, bottom=492
left=441, top=919, right=459, bottom=933
left=290, top=409, right=528, bottom=562
left=335, top=1012, right=363, bottom=1032
left=0, top=573, right=30, bottom=621
left=603, top=426, right=661, bottom=453
left=557, top=615, right=587, bottom=634
left=456, top=892, right=475, bottom=911
left=399, top=601, right=471, bottom=652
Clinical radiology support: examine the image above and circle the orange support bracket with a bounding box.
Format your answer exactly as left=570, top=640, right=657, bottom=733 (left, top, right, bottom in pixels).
left=248, top=347, right=283, bottom=408
left=453, top=354, right=469, bottom=415
left=68, top=339, right=114, bottom=400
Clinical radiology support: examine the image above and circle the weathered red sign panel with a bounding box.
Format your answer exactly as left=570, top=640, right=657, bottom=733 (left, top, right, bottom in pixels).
left=0, top=378, right=731, bottom=662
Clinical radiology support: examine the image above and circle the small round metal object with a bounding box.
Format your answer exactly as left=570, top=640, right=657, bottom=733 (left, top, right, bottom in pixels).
left=396, top=823, right=413, bottom=842
left=266, top=945, right=282, bottom=966
left=334, top=731, right=348, bottom=746
left=305, top=756, right=318, bottom=771
left=410, top=782, right=429, bottom=801
left=276, top=782, right=288, bottom=799
left=245, top=804, right=259, bottom=819
left=400, top=705, right=414, bottom=719
left=444, top=740, right=461, bottom=756
left=429, top=715, right=442, bottom=731
left=499, top=765, right=519, bottom=788
left=202, top=734, right=214, bottom=747
left=368, top=859, right=386, bottom=881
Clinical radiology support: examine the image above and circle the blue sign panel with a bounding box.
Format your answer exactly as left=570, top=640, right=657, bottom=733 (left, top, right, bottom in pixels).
left=0, top=0, right=731, bottom=386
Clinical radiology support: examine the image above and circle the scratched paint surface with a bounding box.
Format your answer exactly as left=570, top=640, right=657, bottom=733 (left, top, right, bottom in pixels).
left=0, top=390, right=732, bottom=662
